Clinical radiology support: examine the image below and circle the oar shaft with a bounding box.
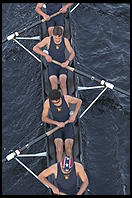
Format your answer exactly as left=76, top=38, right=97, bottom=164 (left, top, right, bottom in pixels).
left=74, top=69, right=129, bottom=96
left=113, top=86, right=130, bottom=97
left=2, top=11, right=61, bottom=44
left=2, top=38, right=8, bottom=44
left=18, top=20, right=43, bottom=35
left=52, top=59, right=100, bottom=82
left=2, top=20, right=43, bottom=44
left=46, top=120, right=69, bottom=136
left=18, top=120, right=69, bottom=153
left=3, top=120, right=69, bottom=162
left=52, top=59, right=130, bottom=97
left=73, top=69, right=129, bottom=96
left=74, top=68, right=101, bottom=83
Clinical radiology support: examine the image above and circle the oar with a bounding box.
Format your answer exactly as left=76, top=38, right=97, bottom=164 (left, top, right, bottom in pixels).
left=2, top=120, right=69, bottom=163
left=52, top=59, right=130, bottom=97
left=2, top=11, right=61, bottom=44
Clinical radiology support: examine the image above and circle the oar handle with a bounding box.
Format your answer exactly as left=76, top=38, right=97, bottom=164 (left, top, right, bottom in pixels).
left=41, top=11, right=61, bottom=23
left=46, top=120, right=69, bottom=137
left=46, top=126, right=60, bottom=136
left=52, top=59, right=75, bottom=72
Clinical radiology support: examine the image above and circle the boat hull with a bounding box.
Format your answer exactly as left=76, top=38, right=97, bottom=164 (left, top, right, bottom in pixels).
left=39, top=6, right=87, bottom=195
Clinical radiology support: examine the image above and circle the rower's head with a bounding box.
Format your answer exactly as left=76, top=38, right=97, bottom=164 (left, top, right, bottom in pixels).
left=61, top=156, right=73, bottom=172
left=49, top=89, right=61, bottom=104
left=53, top=26, right=63, bottom=43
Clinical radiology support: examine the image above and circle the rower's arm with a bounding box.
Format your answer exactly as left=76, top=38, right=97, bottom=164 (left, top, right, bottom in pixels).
left=35, top=3, right=47, bottom=19
left=60, top=3, right=74, bottom=13
left=75, top=162, right=89, bottom=195
left=42, top=99, right=59, bottom=126
left=65, top=95, right=82, bottom=118
left=65, top=3, right=74, bottom=9
left=64, top=38, right=75, bottom=62
left=33, top=37, right=49, bottom=58
left=38, top=164, right=58, bottom=192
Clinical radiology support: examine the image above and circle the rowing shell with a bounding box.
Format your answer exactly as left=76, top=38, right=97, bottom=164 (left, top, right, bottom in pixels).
left=39, top=5, right=88, bottom=195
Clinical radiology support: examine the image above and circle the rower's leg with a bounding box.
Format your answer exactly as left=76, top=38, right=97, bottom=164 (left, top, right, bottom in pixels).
left=64, top=139, right=73, bottom=157
left=54, top=138, right=63, bottom=162
left=59, top=74, right=67, bottom=95
left=49, top=75, right=58, bottom=90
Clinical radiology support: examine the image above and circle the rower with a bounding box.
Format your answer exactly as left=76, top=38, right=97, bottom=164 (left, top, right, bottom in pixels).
left=35, top=3, right=74, bottom=36
left=41, top=89, right=82, bottom=162
left=33, top=26, right=75, bottom=95
left=38, top=155, right=89, bottom=195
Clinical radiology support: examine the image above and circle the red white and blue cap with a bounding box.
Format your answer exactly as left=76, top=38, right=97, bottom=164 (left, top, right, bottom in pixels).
left=62, top=156, right=73, bottom=172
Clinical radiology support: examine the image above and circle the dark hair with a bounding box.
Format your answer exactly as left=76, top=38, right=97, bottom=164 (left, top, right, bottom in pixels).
left=48, top=89, right=61, bottom=100
left=53, top=26, right=63, bottom=37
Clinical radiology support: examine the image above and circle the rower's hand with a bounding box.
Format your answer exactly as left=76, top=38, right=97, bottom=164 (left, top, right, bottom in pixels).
left=51, top=186, right=60, bottom=195
left=45, top=54, right=52, bottom=62
left=69, top=114, right=76, bottom=123
left=59, top=6, right=67, bottom=13
left=61, top=60, right=69, bottom=68
left=43, top=14, right=51, bottom=21
left=56, top=122, right=66, bottom=128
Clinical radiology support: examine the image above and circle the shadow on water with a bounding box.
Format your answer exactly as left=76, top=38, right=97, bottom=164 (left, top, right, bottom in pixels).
left=2, top=3, right=130, bottom=195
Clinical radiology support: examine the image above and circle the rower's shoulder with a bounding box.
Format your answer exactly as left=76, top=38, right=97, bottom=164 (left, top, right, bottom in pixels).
left=74, top=161, right=84, bottom=170
left=63, top=94, right=69, bottom=101
left=41, top=36, right=50, bottom=43
left=45, top=98, right=49, bottom=103
left=63, top=94, right=71, bottom=99
left=64, top=37, right=70, bottom=44
left=64, top=94, right=74, bottom=101
left=50, top=163, right=57, bottom=170
left=43, top=98, right=50, bottom=107
left=49, top=163, right=58, bottom=175
left=64, top=37, right=68, bottom=41
left=64, top=94, right=76, bottom=101
left=43, top=163, right=57, bottom=176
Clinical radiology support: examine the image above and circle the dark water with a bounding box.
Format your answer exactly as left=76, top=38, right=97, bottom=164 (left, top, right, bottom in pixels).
left=2, top=3, right=130, bottom=195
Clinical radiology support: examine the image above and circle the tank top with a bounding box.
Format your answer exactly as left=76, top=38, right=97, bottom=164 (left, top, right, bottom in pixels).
left=49, top=96, right=70, bottom=122
left=48, top=36, right=65, bottom=62
left=46, top=3, right=62, bottom=15
left=55, top=162, right=78, bottom=195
